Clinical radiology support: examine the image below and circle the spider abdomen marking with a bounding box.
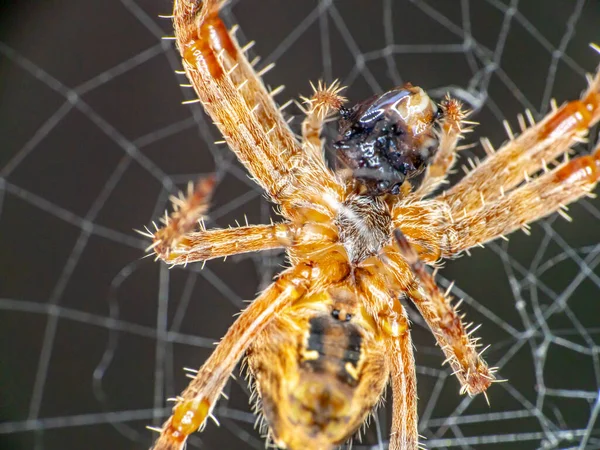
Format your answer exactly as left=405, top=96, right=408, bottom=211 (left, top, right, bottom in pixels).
left=302, top=315, right=363, bottom=387
left=335, top=195, right=392, bottom=263
left=334, top=84, right=441, bottom=195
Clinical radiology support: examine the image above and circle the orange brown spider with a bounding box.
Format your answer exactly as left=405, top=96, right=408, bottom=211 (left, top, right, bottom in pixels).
left=142, top=1, right=600, bottom=449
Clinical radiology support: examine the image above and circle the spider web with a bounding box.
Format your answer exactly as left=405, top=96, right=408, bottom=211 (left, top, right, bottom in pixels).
left=1, top=0, right=599, bottom=449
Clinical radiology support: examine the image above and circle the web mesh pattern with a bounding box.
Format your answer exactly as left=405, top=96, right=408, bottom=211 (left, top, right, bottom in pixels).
left=1, top=1, right=599, bottom=449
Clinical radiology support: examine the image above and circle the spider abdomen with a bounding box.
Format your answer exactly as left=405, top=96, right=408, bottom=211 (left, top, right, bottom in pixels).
left=246, top=286, right=388, bottom=450
left=334, top=84, right=440, bottom=196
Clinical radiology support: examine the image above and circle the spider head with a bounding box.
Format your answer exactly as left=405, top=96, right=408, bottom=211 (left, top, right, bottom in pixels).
left=333, top=84, right=441, bottom=196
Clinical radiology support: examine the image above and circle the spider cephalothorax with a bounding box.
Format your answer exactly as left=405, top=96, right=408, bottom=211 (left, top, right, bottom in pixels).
left=334, top=84, right=441, bottom=196
left=334, top=195, right=392, bottom=263
left=144, top=2, right=600, bottom=449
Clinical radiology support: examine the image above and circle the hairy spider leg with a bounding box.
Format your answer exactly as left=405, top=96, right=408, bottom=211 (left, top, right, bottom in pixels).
left=146, top=176, right=215, bottom=259
left=358, top=270, right=419, bottom=450
left=390, top=137, right=600, bottom=259
left=156, top=223, right=294, bottom=265
left=173, top=0, right=341, bottom=212
left=144, top=165, right=295, bottom=265
left=388, top=327, right=419, bottom=450
left=151, top=265, right=311, bottom=450
left=391, top=230, right=495, bottom=396
left=444, top=139, right=600, bottom=254
left=444, top=64, right=600, bottom=214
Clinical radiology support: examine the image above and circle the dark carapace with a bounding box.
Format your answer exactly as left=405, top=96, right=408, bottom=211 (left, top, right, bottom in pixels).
left=334, top=84, right=441, bottom=196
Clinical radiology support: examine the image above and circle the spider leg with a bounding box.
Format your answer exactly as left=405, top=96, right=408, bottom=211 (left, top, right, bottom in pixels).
left=389, top=230, right=495, bottom=397
left=388, top=326, right=419, bottom=450
left=414, top=96, right=471, bottom=198
left=443, top=65, right=600, bottom=214
left=153, top=223, right=294, bottom=265
left=143, top=175, right=294, bottom=264
left=358, top=268, right=419, bottom=450
left=144, top=175, right=213, bottom=255
left=443, top=139, right=600, bottom=255
left=146, top=170, right=346, bottom=266
left=390, top=199, right=450, bottom=264
left=150, top=264, right=311, bottom=450
left=172, top=0, right=341, bottom=212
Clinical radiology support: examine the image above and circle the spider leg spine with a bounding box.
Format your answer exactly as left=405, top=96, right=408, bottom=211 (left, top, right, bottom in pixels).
left=269, top=85, right=285, bottom=97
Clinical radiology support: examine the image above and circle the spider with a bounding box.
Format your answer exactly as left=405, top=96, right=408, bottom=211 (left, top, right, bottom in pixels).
left=142, top=1, right=600, bottom=449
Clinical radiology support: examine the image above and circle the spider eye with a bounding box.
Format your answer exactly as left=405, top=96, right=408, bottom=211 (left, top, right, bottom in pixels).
left=331, top=308, right=353, bottom=322
left=333, top=84, right=440, bottom=196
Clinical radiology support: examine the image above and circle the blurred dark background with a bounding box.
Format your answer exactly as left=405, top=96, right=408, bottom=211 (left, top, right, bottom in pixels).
left=1, top=1, right=600, bottom=449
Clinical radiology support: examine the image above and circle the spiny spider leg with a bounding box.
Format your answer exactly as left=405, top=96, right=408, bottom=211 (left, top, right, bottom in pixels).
left=144, top=174, right=294, bottom=265
left=151, top=265, right=311, bottom=450
left=444, top=65, right=600, bottom=214
left=173, top=0, right=340, bottom=210
left=146, top=176, right=215, bottom=257
left=146, top=162, right=342, bottom=268
left=391, top=230, right=495, bottom=397
left=388, top=326, right=419, bottom=450
left=445, top=139, right=600, bottom=254
left=358, top=271, right=419, bottom=450
left=156, top=223, right=295, bottom=266
left=392, top=137, right=600, bottom=260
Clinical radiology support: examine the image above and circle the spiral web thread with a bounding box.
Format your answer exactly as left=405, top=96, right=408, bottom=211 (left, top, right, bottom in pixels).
left=0, top=1, right=599, bottom=449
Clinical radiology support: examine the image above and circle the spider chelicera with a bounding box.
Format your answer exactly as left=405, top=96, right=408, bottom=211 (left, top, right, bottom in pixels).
left=141, top=1, right=600, bottom=449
